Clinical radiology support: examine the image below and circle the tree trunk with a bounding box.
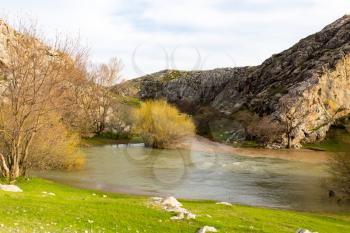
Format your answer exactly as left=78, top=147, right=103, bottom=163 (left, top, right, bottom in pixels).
left=287, top=133, right=291, bottom=149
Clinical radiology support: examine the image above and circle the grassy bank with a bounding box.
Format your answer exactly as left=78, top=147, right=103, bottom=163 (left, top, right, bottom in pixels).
left=0, top=178, right=349, bottom=233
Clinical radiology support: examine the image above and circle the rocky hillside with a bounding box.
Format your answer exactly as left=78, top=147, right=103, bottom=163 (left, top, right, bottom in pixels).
left=118, top=15, right=350, bottom=148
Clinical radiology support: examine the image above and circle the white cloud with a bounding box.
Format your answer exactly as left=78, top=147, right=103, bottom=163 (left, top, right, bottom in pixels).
left=1, top=0, right=350, bottom=79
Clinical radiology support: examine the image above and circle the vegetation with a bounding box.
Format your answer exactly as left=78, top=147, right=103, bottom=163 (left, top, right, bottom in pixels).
left=0, top=23, right=87, bottom=181
left=0, top=21, right=127, bottom=181
left=233, top=110, right=283, bottom=145
left=133, top=100, right=195, bottom=148
left=0, top=178, right=348, bottom=233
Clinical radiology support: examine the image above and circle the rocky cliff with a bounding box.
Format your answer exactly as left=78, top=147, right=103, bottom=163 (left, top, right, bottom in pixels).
left=119, top=15, right=350, bottom=148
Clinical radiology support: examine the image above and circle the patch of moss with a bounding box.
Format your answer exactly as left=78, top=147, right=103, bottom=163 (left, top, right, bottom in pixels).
left=160, top=70, right=185, bottom=83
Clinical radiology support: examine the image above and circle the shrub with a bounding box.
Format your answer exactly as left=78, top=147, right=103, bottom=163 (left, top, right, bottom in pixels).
left=132, top=100, right=195, bottom=148
left=28, top=116, right=85, bottom=171
left=247, top=116, right=284, bottom=144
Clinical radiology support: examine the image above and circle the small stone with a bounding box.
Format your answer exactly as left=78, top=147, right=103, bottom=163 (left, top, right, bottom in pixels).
left=296, top=229, right=318, bottom=233
left=196, top=226, right=218, bottom=233
left=170, top=212, right=184, bottom=220
left=0, top=184, right=22, bottom=192
left=216, top=202, right=232, bottom=206
left=186, top=213, right=196, bottom=219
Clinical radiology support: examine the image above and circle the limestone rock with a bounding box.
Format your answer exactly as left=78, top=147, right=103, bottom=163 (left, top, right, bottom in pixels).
left=161, top=196, right=182, bottom=208
left=0, top=184, right=23, bottom=192
left=215, top=202, right=232, bottom=206
left=296, top=229, right=318, bottom=233
left=196, top=226, right=218, bottom=233
left=118, top=15, right=350, bottom=148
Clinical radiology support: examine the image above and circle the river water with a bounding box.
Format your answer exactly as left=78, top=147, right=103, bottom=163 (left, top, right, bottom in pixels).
left=36, top=144, right=350, bottom=212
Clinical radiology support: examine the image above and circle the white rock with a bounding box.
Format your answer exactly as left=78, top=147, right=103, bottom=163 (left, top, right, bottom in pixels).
left=151, top=197, right=163, bottom=201
left=186, top=213, right=196, bottom=220
left=164, top=206, right=189, bottom=214
left=296, top=229, right=318, bottom=233
left=162, top=196, right=182, bottom=208
left=216, top=202, right=232, bottom=206
left=0, top=184, right=22, bottom=192
left=48, top=192, right=55, bottom=196
left=170, top=212, right=185, bottom=220
left=196, top=226, right=218, bottom=233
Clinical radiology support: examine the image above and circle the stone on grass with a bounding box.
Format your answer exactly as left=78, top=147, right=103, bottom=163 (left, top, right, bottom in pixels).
left=216, top=202, right=232, bottom=206
left=186, top=213, right=196, bottom=220
left=0, top=184, right=22, bottom=192
left=196, top=226, right=218, bottom=233
left=170, top=212, right=185, bottom=220
left=296, top=229, right=318, bottom=233
left=162, top=196, right=182, bottom=208
left=164, top=206, right=189, bottom=214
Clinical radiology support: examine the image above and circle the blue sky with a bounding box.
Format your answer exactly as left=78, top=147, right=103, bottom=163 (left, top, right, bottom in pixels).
left=1, top=0, right=350, bottom=79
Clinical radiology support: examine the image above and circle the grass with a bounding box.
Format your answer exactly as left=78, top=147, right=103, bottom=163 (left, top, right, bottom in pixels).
left=303, top=127, right=350, bottom=152
left=0, top=178, right=349, bottom=233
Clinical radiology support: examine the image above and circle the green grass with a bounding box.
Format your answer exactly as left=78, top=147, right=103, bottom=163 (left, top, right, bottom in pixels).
left=0, top=178, right=349, bottom=233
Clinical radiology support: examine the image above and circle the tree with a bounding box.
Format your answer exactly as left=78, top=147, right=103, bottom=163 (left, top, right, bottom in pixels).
left=247, top=116, right=284, bottom=144
left=66, top=58, right=122, bottom=136
left=0, top=22, right=82, bottom=181
left=89, top=58, right=122, bottom=134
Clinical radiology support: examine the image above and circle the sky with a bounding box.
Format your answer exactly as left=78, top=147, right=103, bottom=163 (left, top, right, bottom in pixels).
left=1, top=0, right=350, bottom=79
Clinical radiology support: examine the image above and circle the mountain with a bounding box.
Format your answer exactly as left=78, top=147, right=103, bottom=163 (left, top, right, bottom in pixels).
left=117, top=15, right=350, bottom=148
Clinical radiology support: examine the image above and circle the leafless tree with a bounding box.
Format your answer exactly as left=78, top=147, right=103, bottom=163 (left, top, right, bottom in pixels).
left=0, top=22, right=81, bottom=181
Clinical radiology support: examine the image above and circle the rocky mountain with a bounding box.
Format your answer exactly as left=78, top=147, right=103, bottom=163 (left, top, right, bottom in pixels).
left=118, top=15, right=350, bottom=148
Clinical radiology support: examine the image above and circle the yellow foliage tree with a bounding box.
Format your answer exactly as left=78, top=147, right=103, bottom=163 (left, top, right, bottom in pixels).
left=133, top=100, right=196, bottom=148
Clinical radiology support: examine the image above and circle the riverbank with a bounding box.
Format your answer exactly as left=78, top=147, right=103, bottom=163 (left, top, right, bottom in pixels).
left=172, top=136, right=330, bottom=164
left=0, top=178, right=349, bottom=233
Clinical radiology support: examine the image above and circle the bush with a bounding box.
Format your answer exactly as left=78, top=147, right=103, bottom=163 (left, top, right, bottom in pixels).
left=0, top=113, right=84, bottom=174
left=132, top=100, right=195, bottom=148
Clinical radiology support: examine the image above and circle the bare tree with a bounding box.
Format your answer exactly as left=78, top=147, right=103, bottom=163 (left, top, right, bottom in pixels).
left=71, top=58, right=122, bottom=135
left=0, top=22, right=80, bottom=181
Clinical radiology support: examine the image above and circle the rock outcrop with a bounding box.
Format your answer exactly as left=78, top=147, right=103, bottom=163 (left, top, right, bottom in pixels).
left=119, top=15, right=350, bottom=147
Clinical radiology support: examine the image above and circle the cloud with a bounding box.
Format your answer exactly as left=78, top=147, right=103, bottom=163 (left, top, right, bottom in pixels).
left=1, top=0, right=350, bottom=79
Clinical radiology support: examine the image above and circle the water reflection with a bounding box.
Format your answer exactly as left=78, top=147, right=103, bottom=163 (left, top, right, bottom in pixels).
left=35, top=144, right=350, bottom=212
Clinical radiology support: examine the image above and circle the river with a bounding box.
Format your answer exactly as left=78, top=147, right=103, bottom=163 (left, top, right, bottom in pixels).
left=35, top=143, right=350, bottom=212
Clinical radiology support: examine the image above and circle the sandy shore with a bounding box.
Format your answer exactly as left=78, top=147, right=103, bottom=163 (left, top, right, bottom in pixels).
left=171, top=136, right=330, bottom=164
